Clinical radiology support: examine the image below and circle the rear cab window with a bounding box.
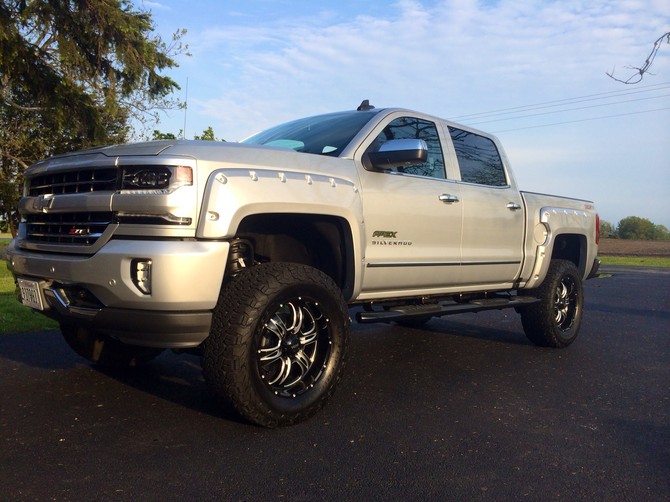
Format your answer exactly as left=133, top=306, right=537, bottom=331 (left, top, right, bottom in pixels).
left=447, top=127, right=508, bottom=186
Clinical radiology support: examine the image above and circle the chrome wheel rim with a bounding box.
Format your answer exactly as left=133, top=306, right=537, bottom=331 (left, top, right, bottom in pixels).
left=257, top=298, right=331, bottom=398
left=554, top=276, right=578, bottom=332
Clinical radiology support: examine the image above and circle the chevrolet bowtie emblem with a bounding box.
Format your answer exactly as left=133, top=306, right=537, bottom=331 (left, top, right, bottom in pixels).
left=33, top=194, right=54, bottom=212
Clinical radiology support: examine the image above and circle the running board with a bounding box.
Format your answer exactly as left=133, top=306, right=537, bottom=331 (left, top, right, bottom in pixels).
left=356, top=296, right=540, bottom=324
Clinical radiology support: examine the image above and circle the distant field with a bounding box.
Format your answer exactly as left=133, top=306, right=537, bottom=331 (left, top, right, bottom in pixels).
left=594, top=238, right=670, bottom=268
left=598, top=238, right=670, bottom=257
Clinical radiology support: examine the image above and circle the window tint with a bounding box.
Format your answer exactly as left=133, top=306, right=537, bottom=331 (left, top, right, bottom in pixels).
left=448, top=127, right=507, bottom=186
left=368, top=117, right=446, bottom=179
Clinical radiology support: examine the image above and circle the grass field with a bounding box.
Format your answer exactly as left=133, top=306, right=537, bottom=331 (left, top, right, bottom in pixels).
left=599, top=255, right=670, bottom=267
left=0, top=235, right=668, bottom=334
left=1, top=233, right=59, bottom=333
left=1, top=262, right=58, bottom=333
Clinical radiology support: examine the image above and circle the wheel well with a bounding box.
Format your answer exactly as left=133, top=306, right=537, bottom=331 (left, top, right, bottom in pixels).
left=231, top=213, right=355, bottom=299
left=551, top=234, right=587, bottom=276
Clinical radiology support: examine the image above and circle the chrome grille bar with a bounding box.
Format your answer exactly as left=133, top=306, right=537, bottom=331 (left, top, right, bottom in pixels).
left=28, top=168, right=118, bottom=196
left=25, top=212, right=114, bottom=246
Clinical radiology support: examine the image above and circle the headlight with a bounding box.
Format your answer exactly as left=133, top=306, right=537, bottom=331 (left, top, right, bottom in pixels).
left=121, top=165, right=193, bottom=193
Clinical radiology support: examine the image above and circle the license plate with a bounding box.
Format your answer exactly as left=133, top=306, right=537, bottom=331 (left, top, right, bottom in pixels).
left=17, top=279, right=44, bottom=311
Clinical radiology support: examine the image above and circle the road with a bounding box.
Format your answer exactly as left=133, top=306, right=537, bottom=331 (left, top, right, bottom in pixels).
left=1, top=266, right=669, bottom=501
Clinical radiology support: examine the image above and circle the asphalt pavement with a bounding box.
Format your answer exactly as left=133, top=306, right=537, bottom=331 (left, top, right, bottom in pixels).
left=1, top=265, right=668, bottom=501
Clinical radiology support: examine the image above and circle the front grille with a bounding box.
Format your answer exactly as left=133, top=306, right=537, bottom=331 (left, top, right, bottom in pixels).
left=29, top=168, right=118, bottom=196
left=26, top=212, right=114, bottom=246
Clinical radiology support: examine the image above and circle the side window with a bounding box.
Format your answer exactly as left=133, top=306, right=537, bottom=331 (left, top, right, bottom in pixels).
left=448, top=127, right=507, bottom=186
left=368, top=117, right=446, bottom=179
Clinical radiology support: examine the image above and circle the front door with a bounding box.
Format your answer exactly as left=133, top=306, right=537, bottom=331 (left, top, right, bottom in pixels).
left=357, top=115, right=463, bottom=298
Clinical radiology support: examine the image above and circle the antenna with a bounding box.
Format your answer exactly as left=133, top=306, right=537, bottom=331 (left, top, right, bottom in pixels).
left=182, top=77, right=189, bottom=139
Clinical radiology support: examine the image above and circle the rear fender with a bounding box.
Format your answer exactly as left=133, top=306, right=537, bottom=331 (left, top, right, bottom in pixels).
left=523, top=207, right=595, bottom=289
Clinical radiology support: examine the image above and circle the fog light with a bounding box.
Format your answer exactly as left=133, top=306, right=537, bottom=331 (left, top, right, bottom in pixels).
left=131, top=259, right=152, bottom=295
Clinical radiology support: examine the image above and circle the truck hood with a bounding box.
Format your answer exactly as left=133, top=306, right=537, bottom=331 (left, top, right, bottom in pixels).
left=27, top=140, right=354, bottom=179
left=32, top=140, right=260, bottom=160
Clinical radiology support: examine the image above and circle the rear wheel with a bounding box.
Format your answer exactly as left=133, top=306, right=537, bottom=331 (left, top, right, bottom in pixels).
left=520, top=259, right=584, bottom=347
left=202, top=262, right=350, bottom=428
left=61, top=324, right=164, bottom=367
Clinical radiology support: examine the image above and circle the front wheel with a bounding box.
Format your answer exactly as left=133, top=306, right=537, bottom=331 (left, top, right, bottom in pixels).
left=520, top=259, right=584, bottom=348
left=202, top=263, right=350, bottom=427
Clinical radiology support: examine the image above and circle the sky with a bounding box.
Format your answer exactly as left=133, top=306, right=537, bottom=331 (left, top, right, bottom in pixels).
left=138, top=0, right=670, bottom=229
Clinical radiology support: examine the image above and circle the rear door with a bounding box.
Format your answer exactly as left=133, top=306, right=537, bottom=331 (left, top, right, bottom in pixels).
left=447, top=126, right=524, bottom=287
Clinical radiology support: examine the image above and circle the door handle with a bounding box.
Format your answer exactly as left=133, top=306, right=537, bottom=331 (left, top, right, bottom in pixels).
left=507, top=202, right=522, bottom=210
left=439, top=194, right=460, bottom=204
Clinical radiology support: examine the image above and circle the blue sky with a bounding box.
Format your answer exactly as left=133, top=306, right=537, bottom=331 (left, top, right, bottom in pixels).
left=138, top=0, right=670, bottom=228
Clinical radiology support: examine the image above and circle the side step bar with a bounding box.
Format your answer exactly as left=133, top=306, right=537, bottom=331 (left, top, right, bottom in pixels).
left=356, top=295, right=540, bottom=324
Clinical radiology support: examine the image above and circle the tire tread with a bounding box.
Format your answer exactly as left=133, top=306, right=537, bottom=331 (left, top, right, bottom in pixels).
left=520, top=259, right=584, bottom=348
left=203, top=262, right=349, bottom=427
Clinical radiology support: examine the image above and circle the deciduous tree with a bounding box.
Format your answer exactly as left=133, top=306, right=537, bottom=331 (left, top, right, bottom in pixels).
left=194, top=126, right=217, bottom=141
left=599, top=219, right=615, bottom=239
left=616, top=216, right=669, bottom=241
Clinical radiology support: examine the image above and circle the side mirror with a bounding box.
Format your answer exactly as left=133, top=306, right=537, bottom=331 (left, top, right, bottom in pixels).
left=367, top=139, right=428, bottom=170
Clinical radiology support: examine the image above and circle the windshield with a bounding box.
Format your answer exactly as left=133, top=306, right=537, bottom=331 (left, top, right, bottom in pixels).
left=242, top=110, right=379, bottom=156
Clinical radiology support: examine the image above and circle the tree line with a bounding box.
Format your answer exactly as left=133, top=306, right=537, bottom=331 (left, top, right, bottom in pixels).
left=152, top=126, right=224, bottom=142
left=600, top=216, right=670, bottom=241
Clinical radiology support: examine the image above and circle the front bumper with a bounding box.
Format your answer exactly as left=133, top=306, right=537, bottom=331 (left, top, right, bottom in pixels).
left=7, top=238, right=230, bottom=348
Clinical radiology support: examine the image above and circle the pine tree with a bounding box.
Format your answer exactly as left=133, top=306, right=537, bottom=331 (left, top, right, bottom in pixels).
left=0, top=0, right=186, bottom=234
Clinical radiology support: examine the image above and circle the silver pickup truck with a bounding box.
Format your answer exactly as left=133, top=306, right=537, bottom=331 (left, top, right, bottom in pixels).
left=7, top=101, right=600, bottom=427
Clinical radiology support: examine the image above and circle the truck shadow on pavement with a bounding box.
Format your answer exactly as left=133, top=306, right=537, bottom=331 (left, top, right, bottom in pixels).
left=0, top=329, right=244, bottom=423
left=94, top=353, right=249, bottom=424
left=397, top=314, right=534, bottom=347
left=0, top=329, right=77, bottom=370
left=0, top=319, right=544, bottom=424
left=96, top=319, right=532, bottom=422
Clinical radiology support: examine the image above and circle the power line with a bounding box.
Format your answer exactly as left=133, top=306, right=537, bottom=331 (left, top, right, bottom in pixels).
left=491, top=106, right=670, bottom=133
left=449, top=81, right=670, bottom=121
left=469, top=93, right=670, bottom=125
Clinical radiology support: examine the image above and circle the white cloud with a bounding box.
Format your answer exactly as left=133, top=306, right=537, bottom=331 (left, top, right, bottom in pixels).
left=186, top=0, right=667, bottom=130
left=157, top=0, right=670, bottom=226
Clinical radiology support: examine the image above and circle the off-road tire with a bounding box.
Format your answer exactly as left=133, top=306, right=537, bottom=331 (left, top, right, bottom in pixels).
left=202, top=262, right=350, bottom=428
left=520, top=259, right=584, bottom=347
left=61, top=324, right=164, bottom=367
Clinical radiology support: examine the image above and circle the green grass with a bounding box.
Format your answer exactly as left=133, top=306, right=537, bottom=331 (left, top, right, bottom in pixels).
left=1, top=255, right=58, bottom=334
left=599, top=255, right=670, bottom=267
